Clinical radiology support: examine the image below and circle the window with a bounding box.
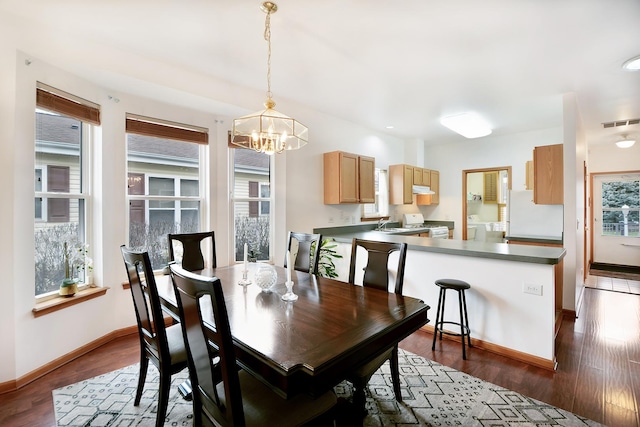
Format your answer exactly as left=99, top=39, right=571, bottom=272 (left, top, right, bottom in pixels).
left=126, top=114, right=208, bottom=270
left=600, top=179, right=639, bottom=237
left=34, top=84, right=99, bottom=297
left=362, top=169, right=389, bottom=218
left=231, top=147, right=272, bottom=262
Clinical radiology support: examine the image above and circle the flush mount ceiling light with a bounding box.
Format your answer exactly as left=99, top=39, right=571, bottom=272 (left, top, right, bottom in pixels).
left=622, top=55, right=640, bottom=71
left=440, top=112, right=492, bottom=138
left=615, top=134, right=636, bottom=148
left=231, top=2, right=308, bottom=155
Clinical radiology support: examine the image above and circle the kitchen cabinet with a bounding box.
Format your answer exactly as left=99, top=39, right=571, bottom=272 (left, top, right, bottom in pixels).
left=508, top=238, right=564, bottom=338
left=389, top=164, right=413, bottom=204
left=323, top=151, right=375, bottom=204
left=525, top=160, right=534, bottom=190
left=413, top=167, right=431, bottom=186
left=533, top=144, right=563, bottom=204
left=416, top=169, right=440, bottom=205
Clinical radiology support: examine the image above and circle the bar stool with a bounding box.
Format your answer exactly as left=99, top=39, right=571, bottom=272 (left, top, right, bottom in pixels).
left=431, top=278, right=472, bottom=359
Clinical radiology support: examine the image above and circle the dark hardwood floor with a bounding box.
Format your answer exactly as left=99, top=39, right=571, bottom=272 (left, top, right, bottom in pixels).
left=1, top=282, right=638, bottom=427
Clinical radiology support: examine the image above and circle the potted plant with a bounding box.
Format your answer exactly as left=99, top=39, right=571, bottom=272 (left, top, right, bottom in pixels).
left=59, top=242, right=93, bottom=297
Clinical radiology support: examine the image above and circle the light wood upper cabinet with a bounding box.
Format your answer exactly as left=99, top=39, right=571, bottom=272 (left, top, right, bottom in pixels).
left=358, top=155, right=375, bottom=203
left=413, top=167, right=423, bottom=185
left=525, top=160, right=534, bottom=190
left=533, top=144, right=563, bottom=205
left=413, top=167, right=432, bottom=187
left=389, top=164, right=414, bottom=204
left=323, top=151, right=375, bottom=204
left=416, top=169, right=439, bottom=205
left=429, top=170, right=439, bottom=204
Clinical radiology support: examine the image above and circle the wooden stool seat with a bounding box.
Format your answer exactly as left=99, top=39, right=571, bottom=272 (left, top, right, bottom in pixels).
left=432, top=278, right=472, bottom=359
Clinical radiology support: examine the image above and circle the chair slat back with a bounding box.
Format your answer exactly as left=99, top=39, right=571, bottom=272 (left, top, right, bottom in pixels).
left=168, top=231, right=217, bottom=271
left=121, top=246, right=169, bottom=358
left=285, top=232, right=322, bottom=274
left=348, top=238, right=407, bottom=295
left=170, top=265, right=245, bottom=426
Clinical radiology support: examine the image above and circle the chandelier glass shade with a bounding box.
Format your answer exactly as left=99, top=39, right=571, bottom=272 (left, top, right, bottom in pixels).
left=232, top=2, right=308, bottom=155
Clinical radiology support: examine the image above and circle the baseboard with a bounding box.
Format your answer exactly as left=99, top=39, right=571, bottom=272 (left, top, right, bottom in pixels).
left=0, top=325, right=138, bottom=395
left=421, top=325, right=556, bottom=371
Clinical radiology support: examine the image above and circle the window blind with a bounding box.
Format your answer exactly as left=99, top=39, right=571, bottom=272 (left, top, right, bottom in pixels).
left=36, top=83, right=101, bottom=125
left=126, top=114, right=208, bottom=145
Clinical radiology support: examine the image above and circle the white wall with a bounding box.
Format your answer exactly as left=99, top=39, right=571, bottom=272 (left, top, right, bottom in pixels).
left=0, top=45, right=409, bottom=383
left=418, top=126, right=564, bottom=239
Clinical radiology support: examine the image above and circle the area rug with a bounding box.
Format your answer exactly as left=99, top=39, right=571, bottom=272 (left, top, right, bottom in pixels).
left=53, top=349, right=601, bottom=426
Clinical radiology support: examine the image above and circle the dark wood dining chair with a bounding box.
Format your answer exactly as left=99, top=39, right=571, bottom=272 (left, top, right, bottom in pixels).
left=168, top=231, right=216, bottom=271
left=169, top=264, right=337, bottom=427
left=285, top=231, right=322, bottom=274
left=120, top=245, right=188, bottom=427
left=347, top=238, right=408, bottom=419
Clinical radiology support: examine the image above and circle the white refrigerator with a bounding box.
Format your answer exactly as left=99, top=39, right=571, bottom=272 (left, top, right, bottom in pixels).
left=507, top=190, right=563, bottom=238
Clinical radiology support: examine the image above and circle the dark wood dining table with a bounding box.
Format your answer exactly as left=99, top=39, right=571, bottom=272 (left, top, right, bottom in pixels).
left=156, top=263, right=430, bottom=399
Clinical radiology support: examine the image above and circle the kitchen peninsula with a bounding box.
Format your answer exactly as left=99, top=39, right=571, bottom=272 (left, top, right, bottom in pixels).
left=314, top=224, right=566, bottom=370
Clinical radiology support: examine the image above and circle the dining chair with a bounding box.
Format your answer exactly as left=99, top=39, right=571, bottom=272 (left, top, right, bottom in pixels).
left=168, top=231, right=216, bottom=271
left=347, top=238, right=408, bottom=419
left=285, top=231, right=322, bottom=274
left=169, top=264, right=337, bottom=427
left=120, top=245, right=188, bottom=427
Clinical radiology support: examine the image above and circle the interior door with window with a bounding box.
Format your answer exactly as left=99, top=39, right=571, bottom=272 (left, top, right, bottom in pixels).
left=592, top=173, right=640, bottom=267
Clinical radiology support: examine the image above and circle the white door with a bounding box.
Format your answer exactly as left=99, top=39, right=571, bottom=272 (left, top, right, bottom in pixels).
left=592, top=173, right=640, bottom=267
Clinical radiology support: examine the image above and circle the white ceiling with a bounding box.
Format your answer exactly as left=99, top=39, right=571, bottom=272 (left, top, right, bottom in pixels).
left=2, top=0, right=640, bottom=147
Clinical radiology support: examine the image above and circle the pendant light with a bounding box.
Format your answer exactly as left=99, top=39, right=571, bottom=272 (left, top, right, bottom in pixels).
left=231, top=2, right=308, bottom=155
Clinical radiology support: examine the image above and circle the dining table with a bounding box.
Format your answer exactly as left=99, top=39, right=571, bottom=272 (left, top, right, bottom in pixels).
left=155, top=263, right=430, bottom=400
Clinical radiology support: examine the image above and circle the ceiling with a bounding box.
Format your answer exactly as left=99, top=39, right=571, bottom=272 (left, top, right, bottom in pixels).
left=2, top=0, right=640, bottom=147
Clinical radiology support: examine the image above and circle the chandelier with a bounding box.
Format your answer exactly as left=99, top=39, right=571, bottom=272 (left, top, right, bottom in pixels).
left=231, top=2, right=308, bottom=155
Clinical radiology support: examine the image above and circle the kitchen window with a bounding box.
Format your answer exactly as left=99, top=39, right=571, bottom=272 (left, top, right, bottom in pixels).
left=362, top=169, right=389, bottom=219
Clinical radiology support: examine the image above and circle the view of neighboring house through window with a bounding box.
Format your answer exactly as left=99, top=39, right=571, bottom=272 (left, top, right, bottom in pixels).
left=231, top=147, right=271, bottom=262
left=126, top=115, right=207, bottom=269
left=34, top=85, right=98, bottom=297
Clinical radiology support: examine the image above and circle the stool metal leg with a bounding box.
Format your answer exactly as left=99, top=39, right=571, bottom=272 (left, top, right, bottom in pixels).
left=458, top=289, right=467, bottom=359
left=461, top=289, right=472, bottom=348
left=431, top=287, right=444, bottom=351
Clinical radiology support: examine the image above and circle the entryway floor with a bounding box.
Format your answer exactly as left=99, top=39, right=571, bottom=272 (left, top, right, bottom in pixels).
left=585, top=272, right=640, bottom=295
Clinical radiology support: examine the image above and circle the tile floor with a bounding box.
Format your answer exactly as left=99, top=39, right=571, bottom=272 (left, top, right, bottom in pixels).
left=585, top=273, right=640, bottom=294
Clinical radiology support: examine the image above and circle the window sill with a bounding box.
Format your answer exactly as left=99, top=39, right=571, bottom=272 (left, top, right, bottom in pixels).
left=32, top=286, right=109, bottom=318
left=360, top=216, right=390, bottom=222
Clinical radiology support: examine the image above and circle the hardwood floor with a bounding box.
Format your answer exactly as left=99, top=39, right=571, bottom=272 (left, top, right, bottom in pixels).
left=1, top=278, right=638, bottom=427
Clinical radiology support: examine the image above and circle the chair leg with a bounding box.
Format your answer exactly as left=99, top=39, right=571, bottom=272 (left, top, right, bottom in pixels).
left=156, top=369, right=171, bottom=427
left=351, top=380, right=367, bottom=426
left=390, top=346, right=402, bottom=402
left=134, top=355, right=149, bottom=406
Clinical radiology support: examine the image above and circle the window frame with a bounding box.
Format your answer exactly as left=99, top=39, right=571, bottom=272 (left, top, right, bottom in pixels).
left=125, top=115, right=208, bottom=271
left=229, top=148, right=273, bottom=263
left=34, top=116, right=93, bottom=301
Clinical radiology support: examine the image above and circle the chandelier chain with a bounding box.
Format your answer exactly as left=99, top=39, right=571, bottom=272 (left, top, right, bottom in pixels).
left=264, top=10, right=272, bottom=101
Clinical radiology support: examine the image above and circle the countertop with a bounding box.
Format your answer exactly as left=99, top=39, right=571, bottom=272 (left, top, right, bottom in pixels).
left=314, top=225, right=565, bottom=265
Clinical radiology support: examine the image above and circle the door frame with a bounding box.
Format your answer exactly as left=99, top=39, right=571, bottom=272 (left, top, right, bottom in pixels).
left=589, top=169, right=640, bottom=268
left=462, top=166, right=512, bottom=241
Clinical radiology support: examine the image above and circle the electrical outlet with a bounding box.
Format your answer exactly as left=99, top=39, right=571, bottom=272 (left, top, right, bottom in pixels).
left=523, top=283, right=542, bottom=296
left=328, top=216, right=334, bottom=224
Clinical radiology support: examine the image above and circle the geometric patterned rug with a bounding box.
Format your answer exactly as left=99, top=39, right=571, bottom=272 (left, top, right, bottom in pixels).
left=53, top=349, right=602, bottom=426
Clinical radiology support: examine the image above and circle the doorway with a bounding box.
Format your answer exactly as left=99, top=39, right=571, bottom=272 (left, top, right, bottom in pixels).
left=462, top=167, right=512, bottom=241
left=590, top=172, right=640, bottom=268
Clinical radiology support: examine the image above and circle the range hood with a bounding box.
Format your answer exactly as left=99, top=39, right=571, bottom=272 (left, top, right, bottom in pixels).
left=412, top=185, right=435, bottom=195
